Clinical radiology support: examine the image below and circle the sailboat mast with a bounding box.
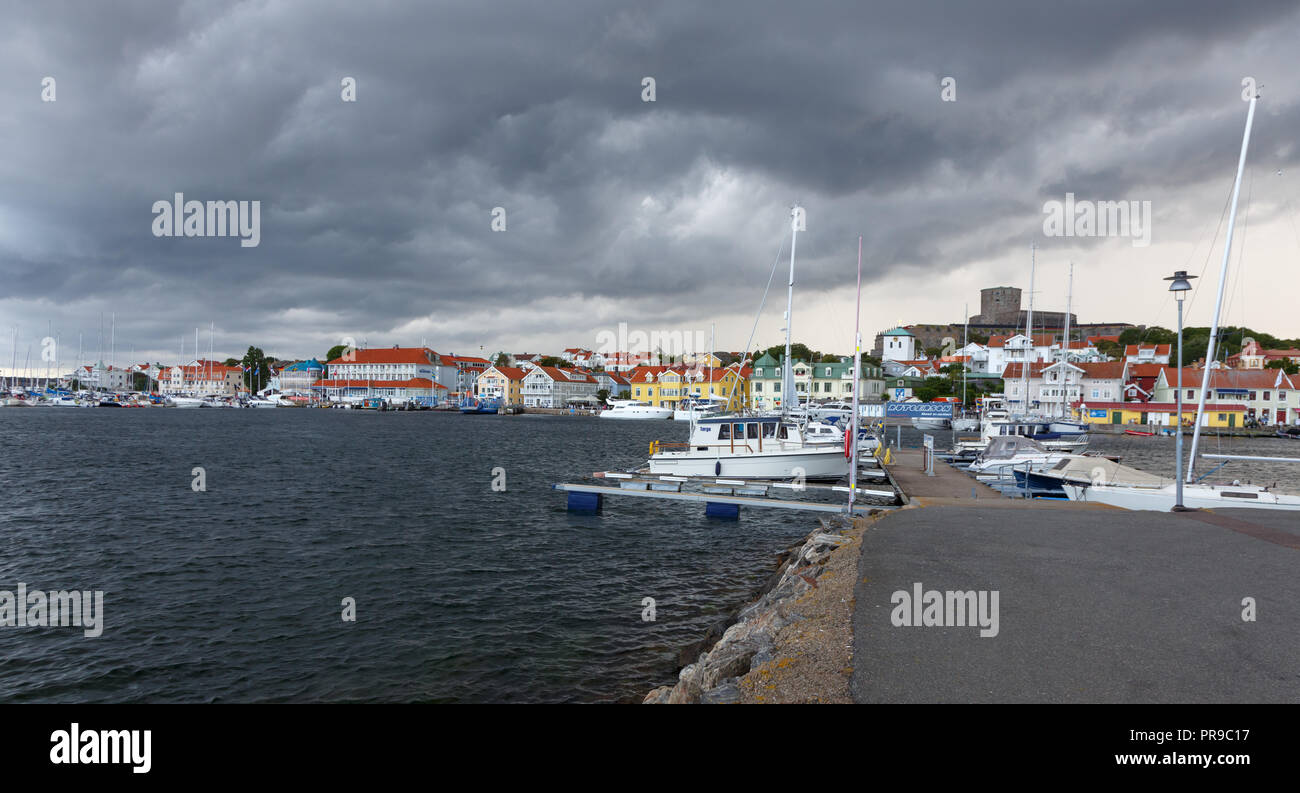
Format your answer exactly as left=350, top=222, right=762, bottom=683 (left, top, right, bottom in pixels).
left=962, top=303, right=968, bottom=407
left=848, top=235, right=863, bottom=513
left=784, top=207, right=799, bottom=414
left=1063, top=262, right=1073, bottom=418
left=1022, top=244, right=1035, bottom=414
left=1188, top=92, right=1257, bottom=481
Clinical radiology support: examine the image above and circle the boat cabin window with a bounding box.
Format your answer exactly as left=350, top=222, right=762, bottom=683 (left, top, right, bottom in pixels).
left=778, top=425, right=789, bottom=440
left=733, top=423, right=745, bottom=440
left=718, top=423, right=730, bottom=440
left=762, top=422, right=777, bottom=439
left=747, top=423, right=759, bottom=439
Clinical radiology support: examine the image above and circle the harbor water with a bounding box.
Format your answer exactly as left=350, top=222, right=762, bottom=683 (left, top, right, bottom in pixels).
left=0, top=410, right=824, bottom=703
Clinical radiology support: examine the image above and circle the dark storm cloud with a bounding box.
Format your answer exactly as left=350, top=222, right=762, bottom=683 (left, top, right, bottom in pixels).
left=2, top=0, right=1299, bottom=359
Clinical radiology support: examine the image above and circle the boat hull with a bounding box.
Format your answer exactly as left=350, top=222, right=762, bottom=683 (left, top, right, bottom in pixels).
left=1061, top=482, right=1300, bottom=511
left=648, top=448, right=849, bottom=480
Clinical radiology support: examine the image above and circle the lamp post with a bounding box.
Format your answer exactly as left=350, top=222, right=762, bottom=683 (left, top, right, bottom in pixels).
left=1164, top=270, right=1196, bottom=510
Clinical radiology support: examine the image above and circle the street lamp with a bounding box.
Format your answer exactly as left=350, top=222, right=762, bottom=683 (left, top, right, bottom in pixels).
left=1164, top=270, right=1196, bottom=510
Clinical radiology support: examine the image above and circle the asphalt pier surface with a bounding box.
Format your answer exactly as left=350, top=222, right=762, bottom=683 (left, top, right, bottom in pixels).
left=851, top=504, right=1300, bottom=702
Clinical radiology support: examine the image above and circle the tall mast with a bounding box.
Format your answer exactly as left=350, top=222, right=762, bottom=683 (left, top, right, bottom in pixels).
left=848, top=235, right=863, bottom=513
left=783, top=206, right=800, bottom=414
left=1022, top=244, right=1035, bottom=414
left=1063, top=262, right=1073, bottom=418
left=1188, top=92, right=1257, bottom=481
left=962, top=303, right=968, bottom=407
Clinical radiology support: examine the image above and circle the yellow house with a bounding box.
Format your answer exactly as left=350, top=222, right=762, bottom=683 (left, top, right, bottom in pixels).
left=627, top=364, right=751, bottom=409
left=475, top=365, right=528, bottom=404
left=1076, top=400, right=1245, bottom=428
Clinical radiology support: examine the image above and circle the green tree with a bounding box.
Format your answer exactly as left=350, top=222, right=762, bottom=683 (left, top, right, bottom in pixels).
left=494, top=353, right=511, bottom=367
left=325, top=344, right=349, bottom=362
left=240, top=346, right=273, bottom=392
left=537, top=356, right=570, bottom=368
left=1266, top=358, right=1300, bottom=375
left=596, top=389, right=610, bottom=404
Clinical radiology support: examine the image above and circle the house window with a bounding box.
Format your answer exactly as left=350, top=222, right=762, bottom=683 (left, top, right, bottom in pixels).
left=1263, top=391, right=1271, bottom=401
left=755, top=383, right=762, bottom=392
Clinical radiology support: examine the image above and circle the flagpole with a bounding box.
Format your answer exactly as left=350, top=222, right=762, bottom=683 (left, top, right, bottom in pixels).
left=849, top=235, right=862, bottom=514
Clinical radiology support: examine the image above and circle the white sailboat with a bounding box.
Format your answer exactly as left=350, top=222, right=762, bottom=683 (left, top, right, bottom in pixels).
left=1060, top=91, right=1300, bottom=512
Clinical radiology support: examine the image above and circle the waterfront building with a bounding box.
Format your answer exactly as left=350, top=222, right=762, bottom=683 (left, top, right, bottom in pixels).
left=476, top=365, right=528, bottom=404
left=1151, top=367, right=1298, bottom=426
left=161, top=360, right=242, bottom=396
left=279, top=359, right=325, bottom=394
left=1072, top=400, right=1246, bottom=428
left=312, top=377, right=446, bottom=403
left=520, top=366, right=599, bottom=407
left=440, top=355, right=492, bottom=400
left=326, top=347, right=439, bottom=382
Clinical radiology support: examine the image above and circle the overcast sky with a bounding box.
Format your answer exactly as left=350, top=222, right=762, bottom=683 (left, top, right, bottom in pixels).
left=3, top=0, right=1300, bottom=371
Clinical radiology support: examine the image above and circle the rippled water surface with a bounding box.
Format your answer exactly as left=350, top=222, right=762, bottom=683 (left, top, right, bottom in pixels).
left=0, top=409, right=825, bottom=703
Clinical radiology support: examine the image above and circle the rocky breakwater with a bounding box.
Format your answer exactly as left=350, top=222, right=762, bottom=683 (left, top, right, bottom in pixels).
left=643, top=512, right=876, bottom=704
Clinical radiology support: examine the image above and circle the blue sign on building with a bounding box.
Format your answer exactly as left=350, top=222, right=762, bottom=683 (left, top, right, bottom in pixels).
left=1089, top=409, right=1107, bottom=418
left=885, top=402, right=954, bottom=419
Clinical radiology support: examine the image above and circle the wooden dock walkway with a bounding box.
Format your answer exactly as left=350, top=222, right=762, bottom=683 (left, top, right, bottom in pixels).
left=883, top=449, right=998, bottom=504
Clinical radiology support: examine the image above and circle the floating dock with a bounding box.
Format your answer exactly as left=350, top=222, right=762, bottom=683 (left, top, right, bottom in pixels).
left=553, top=465, right=899, bottom=519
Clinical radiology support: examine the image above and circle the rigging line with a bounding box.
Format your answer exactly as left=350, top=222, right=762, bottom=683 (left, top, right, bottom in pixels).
left=724, top=233, right=786, bottom=410
left=1183, top=174, right=1238, bottom=321
left=1221, top=164, right=1254, bottom=346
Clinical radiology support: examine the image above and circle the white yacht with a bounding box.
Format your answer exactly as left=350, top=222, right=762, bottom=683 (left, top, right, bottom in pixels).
left=672, top=396, right=727, bottom=421
left=170, top=396, right=207, bottom=408
left=647, top=415, right=850, bottom=480
left=965, top=435, right=1071, bottom=478
left=599, top=398, right=672, bottom=420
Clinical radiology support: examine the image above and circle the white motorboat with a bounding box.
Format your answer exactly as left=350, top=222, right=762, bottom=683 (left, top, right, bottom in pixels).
left=600, top=398, right=673, bottom=420
left=952, top=416, right=979, bottom=432
left=801, top=419, right=881, bottom=454
left=1062, top=481, right=1300, bottom=511
left=911, top=416, right=952, bottom=431
left=170, top=396, right=207, bottom=408
left=648, top=415, right=850, bottom=480
left=245, top=397, right=280, bottom=408
left=672, top=396, right=727, bottom=421
left=965, top=435, right=1071, bottom=478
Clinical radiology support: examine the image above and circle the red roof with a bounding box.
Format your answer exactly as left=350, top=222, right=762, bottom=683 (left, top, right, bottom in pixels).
left=1156, top=367, right=1295, bottom=390
left=326, top=347, right=434, bottom=365
left=529, top=366, right=597, bottom=384
left=1001, top=362, right=1052, bottom=378
left=1125, top=344, right=1171, bottom=357
left=442, top=355, right=491, bottom=366
left=1074, top=361, right=1126, bottom=379
left=312, top=378, right=445, bottom=389
left=484, top=366, right=529, bottom=380
left=1086, top=335, right=1120, bottom=345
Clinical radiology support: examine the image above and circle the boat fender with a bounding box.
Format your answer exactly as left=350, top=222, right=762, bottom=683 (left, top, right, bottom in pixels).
left=715, top=461, right=721, bottom=476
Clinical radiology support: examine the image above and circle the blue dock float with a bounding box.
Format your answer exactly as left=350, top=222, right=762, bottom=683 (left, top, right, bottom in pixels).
left=704, top=502, right=741, bottom=520
left=566, top=490, right=603, bottom=513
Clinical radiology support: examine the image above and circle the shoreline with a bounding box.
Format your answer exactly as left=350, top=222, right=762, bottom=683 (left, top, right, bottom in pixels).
left=643, top=510, right=885, bottom=704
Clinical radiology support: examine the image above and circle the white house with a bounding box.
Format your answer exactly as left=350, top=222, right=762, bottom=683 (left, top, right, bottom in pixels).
left=520, top=365, right=600, bottom=407
left=1124, top=343, right=1171, bottom=365
left=987, top=333, right=1055, bottom=376
left=880, top=327, right=917, bottom=362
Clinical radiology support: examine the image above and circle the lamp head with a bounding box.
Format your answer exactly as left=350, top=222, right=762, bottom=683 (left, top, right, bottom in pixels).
left=1164, top=270, right=1195, bottom=296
